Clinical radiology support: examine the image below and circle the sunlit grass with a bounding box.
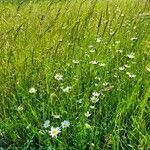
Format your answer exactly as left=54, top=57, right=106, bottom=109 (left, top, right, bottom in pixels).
left=0, top=0, right=150, bottom=149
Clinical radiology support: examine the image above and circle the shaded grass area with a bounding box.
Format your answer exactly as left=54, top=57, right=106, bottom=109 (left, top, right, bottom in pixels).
left=0, top=0, right=150, bottom=149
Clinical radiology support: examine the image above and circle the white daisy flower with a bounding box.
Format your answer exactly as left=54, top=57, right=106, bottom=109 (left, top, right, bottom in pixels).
left=76, top=99, right=83, bottom=103
left=124, top=64, right=130, bottom=68
left=61, top=120, right=70, bottom=128
left=90, top=61, right=99, bottom=65
left=126, top=72, right=136, bottom=78
left=90, top=106, right=95, bottom=109
left=99, top=63, right=106, bottom=67
left=102, top=82, right=109, bottom=86
left=96, top=38, right=101, bottom=43
left=127, top=53, right=135, bottom=59
left=89, top=49, right=96, bottom=53
left=131, top=37, right=138, bottom=41
left=62, top=86, right=72, bottom=93
left=29, top=87, right=37, bottom=94
left=91, top=96, right=99, bottom=103
left=72, top=60, right=80, bottom=64
left=85, top=111, right=91, bottom=117
left=49, top=127, right=61, bottom=138
left=115, top=41, right=120, bottom=44
left=43, top=120, right=50, bottom=128
left=88, top=45, right=94, bottom=49
left=128, top=74, right=136, bottom=78
left=92, top=92, right=100, bottom=97
left=54, top=73, right=63, bottom=81
left=17, top=106, right=24, bottom=111
left=116, top=49, right=123, bottom=53
left=119, top=67, right=125, bottom=71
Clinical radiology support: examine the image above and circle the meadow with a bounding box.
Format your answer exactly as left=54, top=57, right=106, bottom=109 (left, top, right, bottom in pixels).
left=0, top=0, right=150, bottom=149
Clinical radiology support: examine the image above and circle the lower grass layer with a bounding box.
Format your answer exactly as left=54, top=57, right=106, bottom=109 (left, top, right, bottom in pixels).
left=0, top=0, right=150, bottom=149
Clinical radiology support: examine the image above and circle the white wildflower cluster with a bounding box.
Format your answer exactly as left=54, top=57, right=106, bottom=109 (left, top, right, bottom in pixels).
left=126, top=72, right=136, bottom=78
left=29, top=87, right=37, bottom=94
left=127, top=53, right=135, bottom=59
left=72, top=60, right=80, bottom=64
left=90, top=61, right=99, bottom=65
left=43, top=120, right=70, bottom=138
left=90, top=91, right=100, bottom=103
left=62, top=86, right=72, bottom=93
left=54, top=73, right=63, bottom=81
left=84, top=111, right=91, bottom=117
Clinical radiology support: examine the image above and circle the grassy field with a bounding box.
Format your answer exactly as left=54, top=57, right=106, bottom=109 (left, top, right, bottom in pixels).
left=0, top=0, right=150, bottom=149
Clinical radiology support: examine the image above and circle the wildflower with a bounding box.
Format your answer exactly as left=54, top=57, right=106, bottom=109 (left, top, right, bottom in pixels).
left=146, top=67, right=150, bottom=72
left=119, top=67, right=125, bottom=71
left=116, top=49, right=123, bottom=53
left=91, top=96, right=99, bottom=103
left=29, top=87, right=37, bottom=94
left=62, top=86, right=72, bottom=93
left=115, top=41, right=120, bottom=44
left=102, top=82, right=109, bottom=86
left=61, top=120, right=70, bottom=128
left=127, top=53, right=135, bottom=59
left=114, top=73, right=119, bottom=78
left=131, top=37, right=138, bottom=41
left=92, top=92, right=100, bottom=97
left=76, top=99, right=83, bottom=103
left=85, top=111, right=91, bottom=117
left=90, top=61, right=99, bottom=65
left=17, top=106, right=23, bottom=111
left=54, top=73, right=63, bottom=81
left=88, top=45, right=94, bottom=49
left=72, top=60, right=80, bottom=64
left=126, top=72, right=136, bottom=78
left=49, top=127, right=61, bottom=138
left=89, top=49, right=96, bottom=53
left=90, top=106, right=95, bottom=109
left=95, top=77, right=101, bottom=81
left=124, top=64, right=130, bottom=68
left=110, top=32, right=115, bottom=35
left=128, top=74, right=136, bottom=78
left=43, top=120, right=50, bottom=128
left=96, top=38, right=101, bottom=43
left=99, top=63, right=106, bottom=67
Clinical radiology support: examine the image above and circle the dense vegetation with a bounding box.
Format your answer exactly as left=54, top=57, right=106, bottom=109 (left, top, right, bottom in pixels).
left=0, top=0, right=150, bottom=149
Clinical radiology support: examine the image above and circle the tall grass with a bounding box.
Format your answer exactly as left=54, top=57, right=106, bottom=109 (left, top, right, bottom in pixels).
left=0, top=0, right=150, bottom=149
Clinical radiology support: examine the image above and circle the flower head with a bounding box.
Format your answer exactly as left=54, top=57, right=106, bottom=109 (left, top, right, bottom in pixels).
left=72, top=60, right=80, bottom=64
left=62, top=86, right=72, bottom=93
left=61, top=120, right=70, bottom=128
left=29, top=87, right=37, bottom=94
left=43, top=120, right=50, bottom=128
left=119, top=67, right=125, bottom=71
left=126, top=72, right=136, bottom=78
left=54, top=73, right=63, bottom=81
left=85, top=111, right=91, bottom=117
left=90, top=61, right=99, bottom=65
left=96, top=38, right=101, bottom=43
left=92, top=92, right=100, bottom=97
left=49, top=127, right=61, bottom=138
left=127, top=53, right=135, bottom=59
left=91, top=96, right=99, bottom=103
